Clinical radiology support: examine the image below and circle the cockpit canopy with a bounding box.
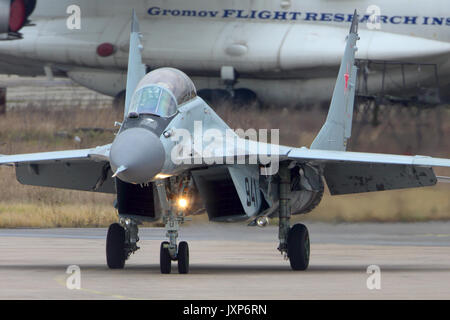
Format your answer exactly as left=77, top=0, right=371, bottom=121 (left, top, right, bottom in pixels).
left=128, top=68, right=197, bottom=118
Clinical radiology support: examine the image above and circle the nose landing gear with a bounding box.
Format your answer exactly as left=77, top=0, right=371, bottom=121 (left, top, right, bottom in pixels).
left=156, top=178, right=191, bottom=274
left=159, top=212, right=190, bottom=274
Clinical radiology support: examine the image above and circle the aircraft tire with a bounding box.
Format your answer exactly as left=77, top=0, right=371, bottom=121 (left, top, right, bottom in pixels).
left=197, top=89, right=213, bottom=102
left=160, top=241, right=172, bottom=274
left=232, top=88, right=259, bottom=107
left=287, top=223, right=310, bottom=271
left=106, top=223, right=126, bottom=269
left=198, top=89, right=232, bottom=106
left=177, top=241, right=189, bottom=274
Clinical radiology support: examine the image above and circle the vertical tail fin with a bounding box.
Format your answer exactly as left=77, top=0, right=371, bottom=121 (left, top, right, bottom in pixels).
left=310, top=10, right=359, bottom=151
left=124, top=9, right=146, bottom=118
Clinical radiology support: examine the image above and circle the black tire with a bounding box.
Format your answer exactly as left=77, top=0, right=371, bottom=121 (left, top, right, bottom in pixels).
left=211, top=89, right=232, bottom=104
left=177, top=241, right=189, bottom=274
left=197, top=89, right=213, bottom=103
left=112, top=90, right=126, bottom=110
left=160, top=241, right=171, bottom=274
left=106, top=223, right=126, bottom=269
left=232, top=88, right=259, bottom=107
left=198, top=88, right=232, bottom=106
left=287, top=223, right=310, bottom=271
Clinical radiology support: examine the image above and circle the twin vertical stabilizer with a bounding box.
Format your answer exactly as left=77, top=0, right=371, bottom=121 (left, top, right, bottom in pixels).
left=310, top=10, right=359, bottom=151
left=124, top=10, right=146, bottom=118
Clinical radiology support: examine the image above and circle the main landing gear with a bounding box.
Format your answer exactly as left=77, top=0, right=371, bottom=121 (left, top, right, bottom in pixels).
left=106, top=218, right=140, bottom=269
left=277, top=163, right=310, bottom=271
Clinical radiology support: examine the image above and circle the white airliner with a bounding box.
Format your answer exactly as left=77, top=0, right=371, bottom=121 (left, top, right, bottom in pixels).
left=1, top=0, right=450, bottom=106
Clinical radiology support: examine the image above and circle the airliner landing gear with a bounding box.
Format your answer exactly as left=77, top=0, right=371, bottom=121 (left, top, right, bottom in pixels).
left=106, top=218, right=140, bottom=269
left=277, top=163, right=310, bottom=271
left=112, top=90, right=126, bottom=110
left=156, top=179, right=191, bottom=274
left=197, top=88, right=259, bottom=108
left=233, top=88, right=259, bottom=107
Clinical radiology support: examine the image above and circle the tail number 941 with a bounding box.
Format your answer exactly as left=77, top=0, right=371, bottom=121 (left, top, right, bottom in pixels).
left=245, top=177, right=258, bottom=207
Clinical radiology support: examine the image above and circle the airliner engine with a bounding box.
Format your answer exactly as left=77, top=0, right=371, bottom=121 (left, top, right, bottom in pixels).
left=0, top=0, right=36, bottom=40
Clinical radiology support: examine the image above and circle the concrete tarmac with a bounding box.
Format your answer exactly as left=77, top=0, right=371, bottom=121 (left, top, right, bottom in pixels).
left=0, top=222, right=449, bottom=299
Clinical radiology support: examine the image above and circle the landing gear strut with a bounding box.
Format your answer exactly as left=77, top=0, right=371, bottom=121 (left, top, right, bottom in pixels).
left=156, top=179, right=191, bottom=274
left=278, top=163, right=310, bottom=271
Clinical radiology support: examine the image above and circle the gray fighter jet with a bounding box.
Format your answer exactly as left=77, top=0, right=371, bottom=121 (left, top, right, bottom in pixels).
left=1, top=11, right=449, bottom=273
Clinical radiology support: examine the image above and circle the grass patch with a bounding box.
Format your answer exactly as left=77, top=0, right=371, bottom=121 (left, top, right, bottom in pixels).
left=302, top=184, right=450, bottom=223
left=0, top=203, right=117, bottom=228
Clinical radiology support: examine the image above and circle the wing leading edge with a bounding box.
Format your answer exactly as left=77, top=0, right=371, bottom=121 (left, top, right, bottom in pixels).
left=180, top=137, right=450, bottom=195
left=287, top=147, right=449, bottom=195
left=0, top=144, right=114, bottom=193
left=0, top=144, right=110, bottom=165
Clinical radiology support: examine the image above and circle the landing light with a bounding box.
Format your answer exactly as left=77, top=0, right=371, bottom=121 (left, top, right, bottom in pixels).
left=155, top=173, right=172, bottom=180
left=178, top=197, right=188, bottom=209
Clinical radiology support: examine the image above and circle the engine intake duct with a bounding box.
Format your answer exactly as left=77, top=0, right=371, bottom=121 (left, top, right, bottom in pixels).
left=116, top=178, right=160, bottom=221
left=191, top=166, right=247, bottom=222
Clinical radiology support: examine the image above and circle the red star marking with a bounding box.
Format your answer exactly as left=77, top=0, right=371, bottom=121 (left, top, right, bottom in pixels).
left=344, top=64, right=349, bottom=90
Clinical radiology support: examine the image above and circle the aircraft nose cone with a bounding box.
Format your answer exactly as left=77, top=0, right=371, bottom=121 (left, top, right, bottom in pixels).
left=110, top=128, right=165, bottom=184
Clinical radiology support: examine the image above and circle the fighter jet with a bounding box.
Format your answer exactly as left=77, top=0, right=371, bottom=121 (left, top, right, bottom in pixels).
left=0, top=12, right=449, bottom=273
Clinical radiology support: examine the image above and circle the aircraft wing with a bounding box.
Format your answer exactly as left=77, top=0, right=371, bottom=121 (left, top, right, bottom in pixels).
left=0, top=144, right=115, bottom=193
left=180, top=136, right=450, bottom=196
left=437, top=176, right=450, bottom=183
left=180, top=134, right=449, bottom=168
left=0, top=144, right=110, bottom=165
left=287, top=147, right=450, bottom=167
left=286, top=147, right=450, bottom=195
